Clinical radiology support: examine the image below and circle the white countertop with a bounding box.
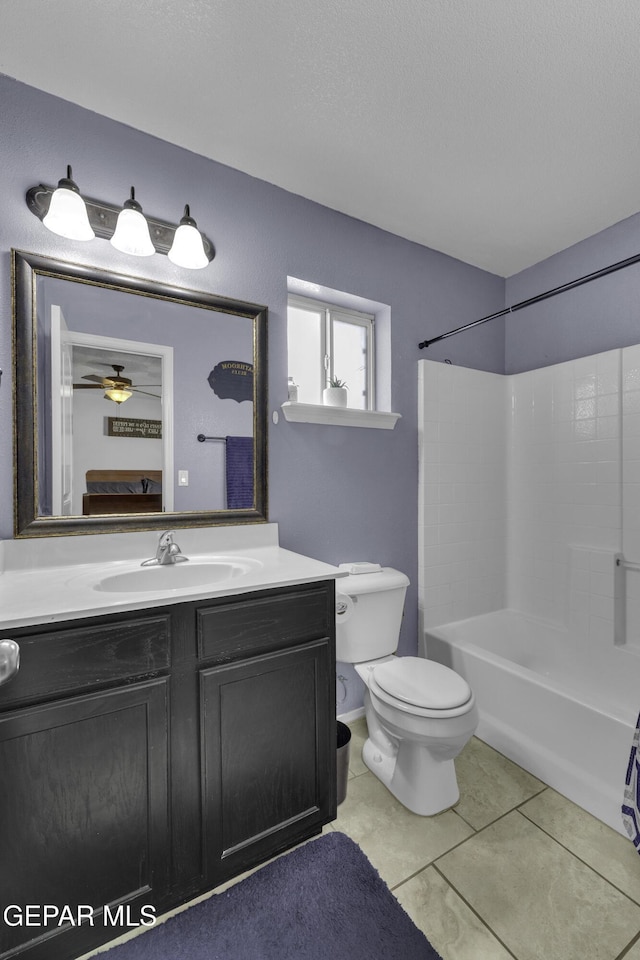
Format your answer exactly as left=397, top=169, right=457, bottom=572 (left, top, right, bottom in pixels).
left=0, top=524, right=345, bottom=630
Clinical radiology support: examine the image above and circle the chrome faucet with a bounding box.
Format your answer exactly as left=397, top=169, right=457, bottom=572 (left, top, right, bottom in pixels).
left=142, top=530, right=189, bottom=566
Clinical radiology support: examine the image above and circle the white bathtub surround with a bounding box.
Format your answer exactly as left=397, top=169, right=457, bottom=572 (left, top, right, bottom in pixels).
left=425, top=610, right=637, bottom=833
left=418, top=351, right=640, bottom=649
left=418, top=348, right=640, bottom=834
left=507, top=351, right=621, bottom=626
left=418, top=361, right=506, bottom=629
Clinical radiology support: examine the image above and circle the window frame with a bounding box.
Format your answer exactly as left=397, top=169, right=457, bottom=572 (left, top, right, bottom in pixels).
left=287, top=294, right=375, bottom=410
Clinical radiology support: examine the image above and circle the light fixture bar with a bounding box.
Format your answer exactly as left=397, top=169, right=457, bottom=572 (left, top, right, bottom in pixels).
left=26, top=183, right=215, bottom=262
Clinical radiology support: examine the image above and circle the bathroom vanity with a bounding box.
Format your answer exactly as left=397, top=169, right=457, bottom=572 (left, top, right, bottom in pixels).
left=0, top=527, right=340, bottom=960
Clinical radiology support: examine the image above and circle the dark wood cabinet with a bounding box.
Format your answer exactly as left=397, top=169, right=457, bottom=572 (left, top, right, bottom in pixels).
left=201, top=638, right=334, bottom=883
left=0, top=580, right=336, bottom=960
left=0, top=680, right=170, bottom=960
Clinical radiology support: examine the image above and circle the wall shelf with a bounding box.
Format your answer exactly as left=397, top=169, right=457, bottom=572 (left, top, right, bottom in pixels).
left=281, top=401, right=401, bottom=430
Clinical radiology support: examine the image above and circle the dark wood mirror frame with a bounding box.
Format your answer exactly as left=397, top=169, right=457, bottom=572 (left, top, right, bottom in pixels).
left=12, top=250, right=268, bottom=538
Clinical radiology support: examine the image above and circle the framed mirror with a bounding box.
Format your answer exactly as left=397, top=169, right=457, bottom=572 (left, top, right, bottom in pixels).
left=12, top=250, right=268, bottom=537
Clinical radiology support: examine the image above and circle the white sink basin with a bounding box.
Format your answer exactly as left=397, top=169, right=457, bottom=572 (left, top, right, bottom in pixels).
left=93, top=558, right=261, bottom=593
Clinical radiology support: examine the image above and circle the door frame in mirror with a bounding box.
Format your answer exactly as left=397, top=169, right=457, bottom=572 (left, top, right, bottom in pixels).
left=12, top=249, right=268, bottom=538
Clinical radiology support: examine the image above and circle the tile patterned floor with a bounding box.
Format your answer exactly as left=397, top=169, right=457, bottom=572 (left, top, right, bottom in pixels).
left=331, top=717, right=640, bottom=960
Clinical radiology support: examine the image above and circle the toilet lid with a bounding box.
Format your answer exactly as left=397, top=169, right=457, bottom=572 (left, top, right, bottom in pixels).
left=372, top=657, right=472, bottom=710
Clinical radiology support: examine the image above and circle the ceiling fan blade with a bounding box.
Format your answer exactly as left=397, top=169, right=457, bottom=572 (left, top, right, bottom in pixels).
left=73, top=383, right=104, bottom=389
left=82, top=374, right=105, bottom=384
left=131, top=388, right=162, bottom=398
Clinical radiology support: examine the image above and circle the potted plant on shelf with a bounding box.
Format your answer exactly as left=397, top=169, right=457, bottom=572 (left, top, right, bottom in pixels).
left=322, top=377, right=348, bottom=408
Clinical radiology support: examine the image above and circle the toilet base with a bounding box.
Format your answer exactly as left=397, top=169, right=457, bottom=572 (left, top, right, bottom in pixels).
left=362, top=734, right=460, bottom=816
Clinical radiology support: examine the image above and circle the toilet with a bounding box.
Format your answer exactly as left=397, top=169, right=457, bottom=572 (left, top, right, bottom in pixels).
left=336, top=562, right=478, bottom=816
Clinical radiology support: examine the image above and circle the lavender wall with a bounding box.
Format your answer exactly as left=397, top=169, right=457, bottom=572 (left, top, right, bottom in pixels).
left=0, top=74, right=504, bottom=713
left=505, top=212, right=640, bottom=374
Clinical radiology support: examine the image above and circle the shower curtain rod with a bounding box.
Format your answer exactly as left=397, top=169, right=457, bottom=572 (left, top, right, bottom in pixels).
left=418, top=249, right=640, bottom=350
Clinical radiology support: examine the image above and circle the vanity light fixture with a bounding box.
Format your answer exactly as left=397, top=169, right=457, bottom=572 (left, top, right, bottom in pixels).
left=41, top=166, right=95, bottom=242
left=110, top=187, right=155, bottom=257
left=26, top=167, right=215, bottom=269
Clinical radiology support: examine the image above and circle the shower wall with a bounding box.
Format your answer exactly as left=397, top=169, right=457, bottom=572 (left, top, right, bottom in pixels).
left=418, top=361, right=506, bottom=628
left=507, top=350, right=621, bottom=639
left=419, top=350, right=640, bottom=655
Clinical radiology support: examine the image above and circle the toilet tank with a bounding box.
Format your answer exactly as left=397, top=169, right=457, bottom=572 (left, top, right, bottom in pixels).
left=335, top=564, right=410, bottom=664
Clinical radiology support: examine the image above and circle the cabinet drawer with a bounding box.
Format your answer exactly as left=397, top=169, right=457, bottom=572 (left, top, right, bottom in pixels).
left=197, top=585, right=332, bottom=662
left=0, top=615, right=171, bottom=709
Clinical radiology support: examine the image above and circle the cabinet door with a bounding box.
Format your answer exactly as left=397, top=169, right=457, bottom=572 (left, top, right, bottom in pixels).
left=0, top=679, right=169, bottom=960
left=200, top=639, right=335, bottom=883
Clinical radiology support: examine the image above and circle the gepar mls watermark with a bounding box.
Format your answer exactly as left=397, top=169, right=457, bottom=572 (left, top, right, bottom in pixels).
left=3, top=903, right=157, bottom=928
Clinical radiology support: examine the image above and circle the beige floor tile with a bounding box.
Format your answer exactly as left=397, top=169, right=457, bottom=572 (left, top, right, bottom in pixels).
left=520, top=788, right=640, bottom=907
left=346, top=715, right=368, bottom=778
left=334, top=769, right=473, bottom=887
left=395, top=865, right=515, bottom=960
left=437, top=810, right=640, bottom=960
left=454, top=737, right=545, bottom=830
left=620, top=935, right=640, bottom=959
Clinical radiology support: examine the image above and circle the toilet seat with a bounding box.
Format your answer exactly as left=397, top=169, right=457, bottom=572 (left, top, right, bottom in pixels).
left=369, top=657, right=474, bottom=719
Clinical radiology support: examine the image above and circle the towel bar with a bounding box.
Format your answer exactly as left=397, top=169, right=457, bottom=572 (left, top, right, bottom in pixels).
left=615, top=554, right=640, bottom=571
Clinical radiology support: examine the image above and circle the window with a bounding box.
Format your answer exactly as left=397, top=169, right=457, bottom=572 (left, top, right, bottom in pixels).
left=287, top=294, right=375, bottom=410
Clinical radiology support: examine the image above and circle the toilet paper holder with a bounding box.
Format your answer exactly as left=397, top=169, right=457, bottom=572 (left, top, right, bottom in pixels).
left=336, top=593, right=357, bottom=623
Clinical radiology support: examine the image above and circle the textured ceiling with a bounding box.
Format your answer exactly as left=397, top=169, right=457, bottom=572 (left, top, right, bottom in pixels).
left=1, top=0, right=640, bottom=276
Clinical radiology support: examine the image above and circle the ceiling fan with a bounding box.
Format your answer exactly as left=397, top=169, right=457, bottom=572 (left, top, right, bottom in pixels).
left=73, top=364, right=161, bottom=405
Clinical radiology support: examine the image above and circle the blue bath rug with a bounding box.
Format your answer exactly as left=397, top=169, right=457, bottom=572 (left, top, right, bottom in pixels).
left=100, top=831, right=442, bottom=959
left=622, top=710, right=640, bottom=851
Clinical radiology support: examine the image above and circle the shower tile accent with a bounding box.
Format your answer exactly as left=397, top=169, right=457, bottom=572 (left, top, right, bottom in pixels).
left=507, top=351, right=621, bottom=625
left=568, top=546, right=616, bottom=649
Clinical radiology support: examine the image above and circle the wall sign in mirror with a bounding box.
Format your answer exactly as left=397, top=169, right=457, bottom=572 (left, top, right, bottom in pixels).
left=12, top=250, right=268, bottom=537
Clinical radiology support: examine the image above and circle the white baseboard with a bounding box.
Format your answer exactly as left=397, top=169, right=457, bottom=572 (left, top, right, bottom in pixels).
left=337, top=706, right=365, bottom=723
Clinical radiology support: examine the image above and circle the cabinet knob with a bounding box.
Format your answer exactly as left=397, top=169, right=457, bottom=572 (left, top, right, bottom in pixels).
left=0, top=639, right=20, bottom=686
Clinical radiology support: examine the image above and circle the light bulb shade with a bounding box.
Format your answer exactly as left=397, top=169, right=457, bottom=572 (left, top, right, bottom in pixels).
left=168, top=206, right=209, bottom=269
left=110, top=206, right=155, bottom=257
left=104, top=386, right=133, bottom=404
left=43, top=186, right=95, bottom=241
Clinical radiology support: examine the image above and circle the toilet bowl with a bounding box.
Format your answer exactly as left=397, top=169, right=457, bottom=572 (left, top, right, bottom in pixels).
left=336, top=563, right=478, bottom=815
left=355, top=655, right=478, bottom=815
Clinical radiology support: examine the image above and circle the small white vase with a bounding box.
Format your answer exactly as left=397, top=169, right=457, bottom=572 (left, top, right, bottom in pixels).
left=323, top=387, right=348, bottom=408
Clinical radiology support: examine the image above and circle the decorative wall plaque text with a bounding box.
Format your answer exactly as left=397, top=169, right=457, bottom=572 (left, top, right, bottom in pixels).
left=107, top=417, right=162, bottom=439
left=208, top=360, right=253, bottom=402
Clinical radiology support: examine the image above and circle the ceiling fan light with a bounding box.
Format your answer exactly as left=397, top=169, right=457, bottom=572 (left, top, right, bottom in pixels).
left=168, top=205, right=209, bottom=269
left=110, top=187, right=155, bottom=257
left=104, top=386, right=132, bottom=404
left=43, top=166, right=95, bottom=241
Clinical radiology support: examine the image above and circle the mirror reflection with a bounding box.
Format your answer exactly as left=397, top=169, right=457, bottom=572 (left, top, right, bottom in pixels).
left=13, top=251, right=268, bottom=537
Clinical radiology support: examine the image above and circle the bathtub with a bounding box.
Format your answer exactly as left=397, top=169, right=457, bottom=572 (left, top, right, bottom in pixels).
left=423, top=608, right=638, bottom=834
